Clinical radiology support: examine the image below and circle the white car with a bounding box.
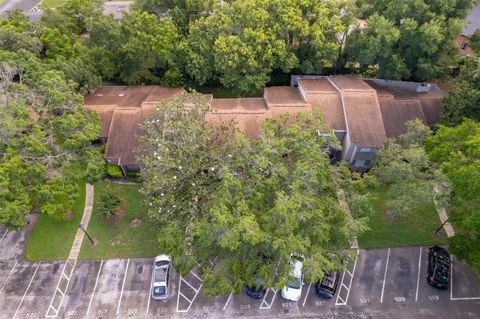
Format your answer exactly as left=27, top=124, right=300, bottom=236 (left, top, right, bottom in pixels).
left=151, top=255, right=171, bottom=300
left=281, top=256, right=304, bottom=302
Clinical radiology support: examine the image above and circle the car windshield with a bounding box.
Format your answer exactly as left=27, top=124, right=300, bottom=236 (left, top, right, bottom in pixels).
left=253, top=278, right=265, bottom=288
left=321, top=272, right=336, bottom=288
left=153, top=286, right=166, bottom=296
left=288, top=278, right=301, bottom=289
left=155, top=260, right=169, bottom=267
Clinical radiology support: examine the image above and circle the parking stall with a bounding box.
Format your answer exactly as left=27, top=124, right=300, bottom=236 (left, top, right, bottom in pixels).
left=348, top=248, right=389, bottom=307
left=381, top=247, right=420, bottom=306
left=60, top=260, right=103, bottom=318
left=80, top=259, right=129, bottom=318
left=1, top=244, right=480, bottom=319
left=0, top=261, right=44, bottom=318
left=451, top=257, right=480, bottom=300
left=116, top=258, right=152, bottom=318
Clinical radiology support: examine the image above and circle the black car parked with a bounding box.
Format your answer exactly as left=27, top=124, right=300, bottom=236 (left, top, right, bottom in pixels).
left=314, top=271, right=339, bottom=299
left=426, top=246, right=451, bottom=289
left=246, top=278, right=267, bottom=299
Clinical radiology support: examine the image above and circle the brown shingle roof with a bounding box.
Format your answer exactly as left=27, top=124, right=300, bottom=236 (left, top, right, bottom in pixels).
left=330, top=75, right=374, bottom=92
left=86, top=79, right=444, bottom=166
left=211, top=98, right=268, bottom=113
left=298, top=78, right=346, bottom=131
left=264, top=87, right=310, bottom=107
left=105, top=108, right=144, bottom=166
left=85, top=105, right=115, bottom=138
left=364, top=80, right=444, bottom=127
left=205, top=112, right=267, bottom=139
left=378, top=99, right=427, bottom=138
left=330, top=76, right=387, bottom=147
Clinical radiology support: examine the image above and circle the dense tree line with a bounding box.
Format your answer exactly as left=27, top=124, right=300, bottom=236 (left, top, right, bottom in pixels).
left=0, top=7, right=105, bottom=227
left=2, top=0, right=475, bottom=95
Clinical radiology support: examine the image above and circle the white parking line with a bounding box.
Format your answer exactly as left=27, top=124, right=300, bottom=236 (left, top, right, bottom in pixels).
left=181, top=276, right=200, bottom=292
left=450, top=259, right=453, bottom=301
left=176, top=274, right=203, bottom=313
left=415, top=247, right=422, bottom=302
left=0, top=229, right=8, bottom=242
left=449, top=259, right=480, bottom=300
left=0, top=261, right=17, bottom=295
left=13, top=262, right=40, bottom=319
left=380, top=248, right=390, bottom=303
left=116, top=258, right=130, bottom=314
left=302, top=282, right=312, bottom=307
left=190, top=271, right=202, bottom=282
left=146, top=266, right=152, bottom=315
left=335, top=249, right=359, bottom=306
left=259, top=288, right=277, bottom=309
left=46, top=259, right=77, bottom=318
left=86, top=260, right=104, bottom=315
left=223, top=292, right=233, bottom=311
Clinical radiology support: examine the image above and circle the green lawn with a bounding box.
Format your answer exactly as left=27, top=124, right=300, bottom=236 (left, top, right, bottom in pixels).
left=358, top=188, right=448, bottom=248
left=26, top=180, right=86, bottom=260
left=41, top=0, right=65, bottom=8
left=79, top=181, right=159, bottom=259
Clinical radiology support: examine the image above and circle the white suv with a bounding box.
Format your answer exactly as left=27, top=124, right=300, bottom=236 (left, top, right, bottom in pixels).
left=151, top=255, right=171, bottom=300
left=281, top=255, right=304, bottom=302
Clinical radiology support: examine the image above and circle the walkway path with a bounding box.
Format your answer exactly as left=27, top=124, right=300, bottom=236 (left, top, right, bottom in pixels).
left=45, top=183, right=94, bottom=318
left=68, top=183, right=95, bottom=259
left=433, top=187, right=455, bottom=238
left=331, top=170, right=359, bottom=249
left=435, top=204, right=455, bottom=238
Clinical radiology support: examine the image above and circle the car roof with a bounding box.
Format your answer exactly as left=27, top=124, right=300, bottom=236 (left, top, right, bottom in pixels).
left=292, top=259, right=303, bottom=278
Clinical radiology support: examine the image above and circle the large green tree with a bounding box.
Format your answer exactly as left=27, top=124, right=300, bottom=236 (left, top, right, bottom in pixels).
left=441, top=57, right=480, bottom=126
left=87, top=11, right=181, bottom=85
left=425, top=119, right=480, bottom=272
left=371, top=120, right=450, bottom=217
left=138, top=93, right=362, bottom=296
left=347, top=0, right=474, bottom=80
left=185, top=0, right=350, bottom=94
left=0, top=50, right=103, bottom=227
left=135, top=0, right=217, bottom=35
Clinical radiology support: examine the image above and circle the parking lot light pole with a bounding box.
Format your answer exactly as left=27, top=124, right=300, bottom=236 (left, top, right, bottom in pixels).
left=435, top=217, right=449, bottom=235
left=79, top=223, right=96, bottom=245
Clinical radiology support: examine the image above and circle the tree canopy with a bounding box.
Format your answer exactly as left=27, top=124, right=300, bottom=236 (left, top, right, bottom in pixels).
left=441, top=57, right=480, bottom=126
left=2, top=0, right=476, bottom=91
left=371, top=119, right=450, bottom=218
left=347, top=0, right=473, bottom=80
left=0, top=49, right=103, bottom=227
left=425, top=119, right=480, bottom=272
left=137, top=93, right=362, bottom=296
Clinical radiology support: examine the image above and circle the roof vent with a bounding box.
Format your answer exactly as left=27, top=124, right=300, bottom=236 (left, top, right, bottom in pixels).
left=94, top=93, right=103, bottom=97
left=118, top=93, right=126, bottom=97
left=416, top=83, right=432, bottom=92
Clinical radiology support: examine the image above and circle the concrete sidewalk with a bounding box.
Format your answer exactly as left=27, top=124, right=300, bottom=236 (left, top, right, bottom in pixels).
left=68, top=183, right=94, bottom=260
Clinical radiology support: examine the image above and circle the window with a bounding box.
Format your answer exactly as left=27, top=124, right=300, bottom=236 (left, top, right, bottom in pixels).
left=353, top=160, right=371, bottom=167
left=359, top=147, right=373, bottom=153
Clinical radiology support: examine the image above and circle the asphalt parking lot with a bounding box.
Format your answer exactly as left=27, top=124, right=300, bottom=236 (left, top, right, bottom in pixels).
left=1, top=227, right=480, bottom=319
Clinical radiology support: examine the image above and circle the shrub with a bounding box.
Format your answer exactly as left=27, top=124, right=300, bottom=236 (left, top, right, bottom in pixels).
left=107, top=164, right=123, bottom=178
left=97, top=186, right=124, bottom=217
